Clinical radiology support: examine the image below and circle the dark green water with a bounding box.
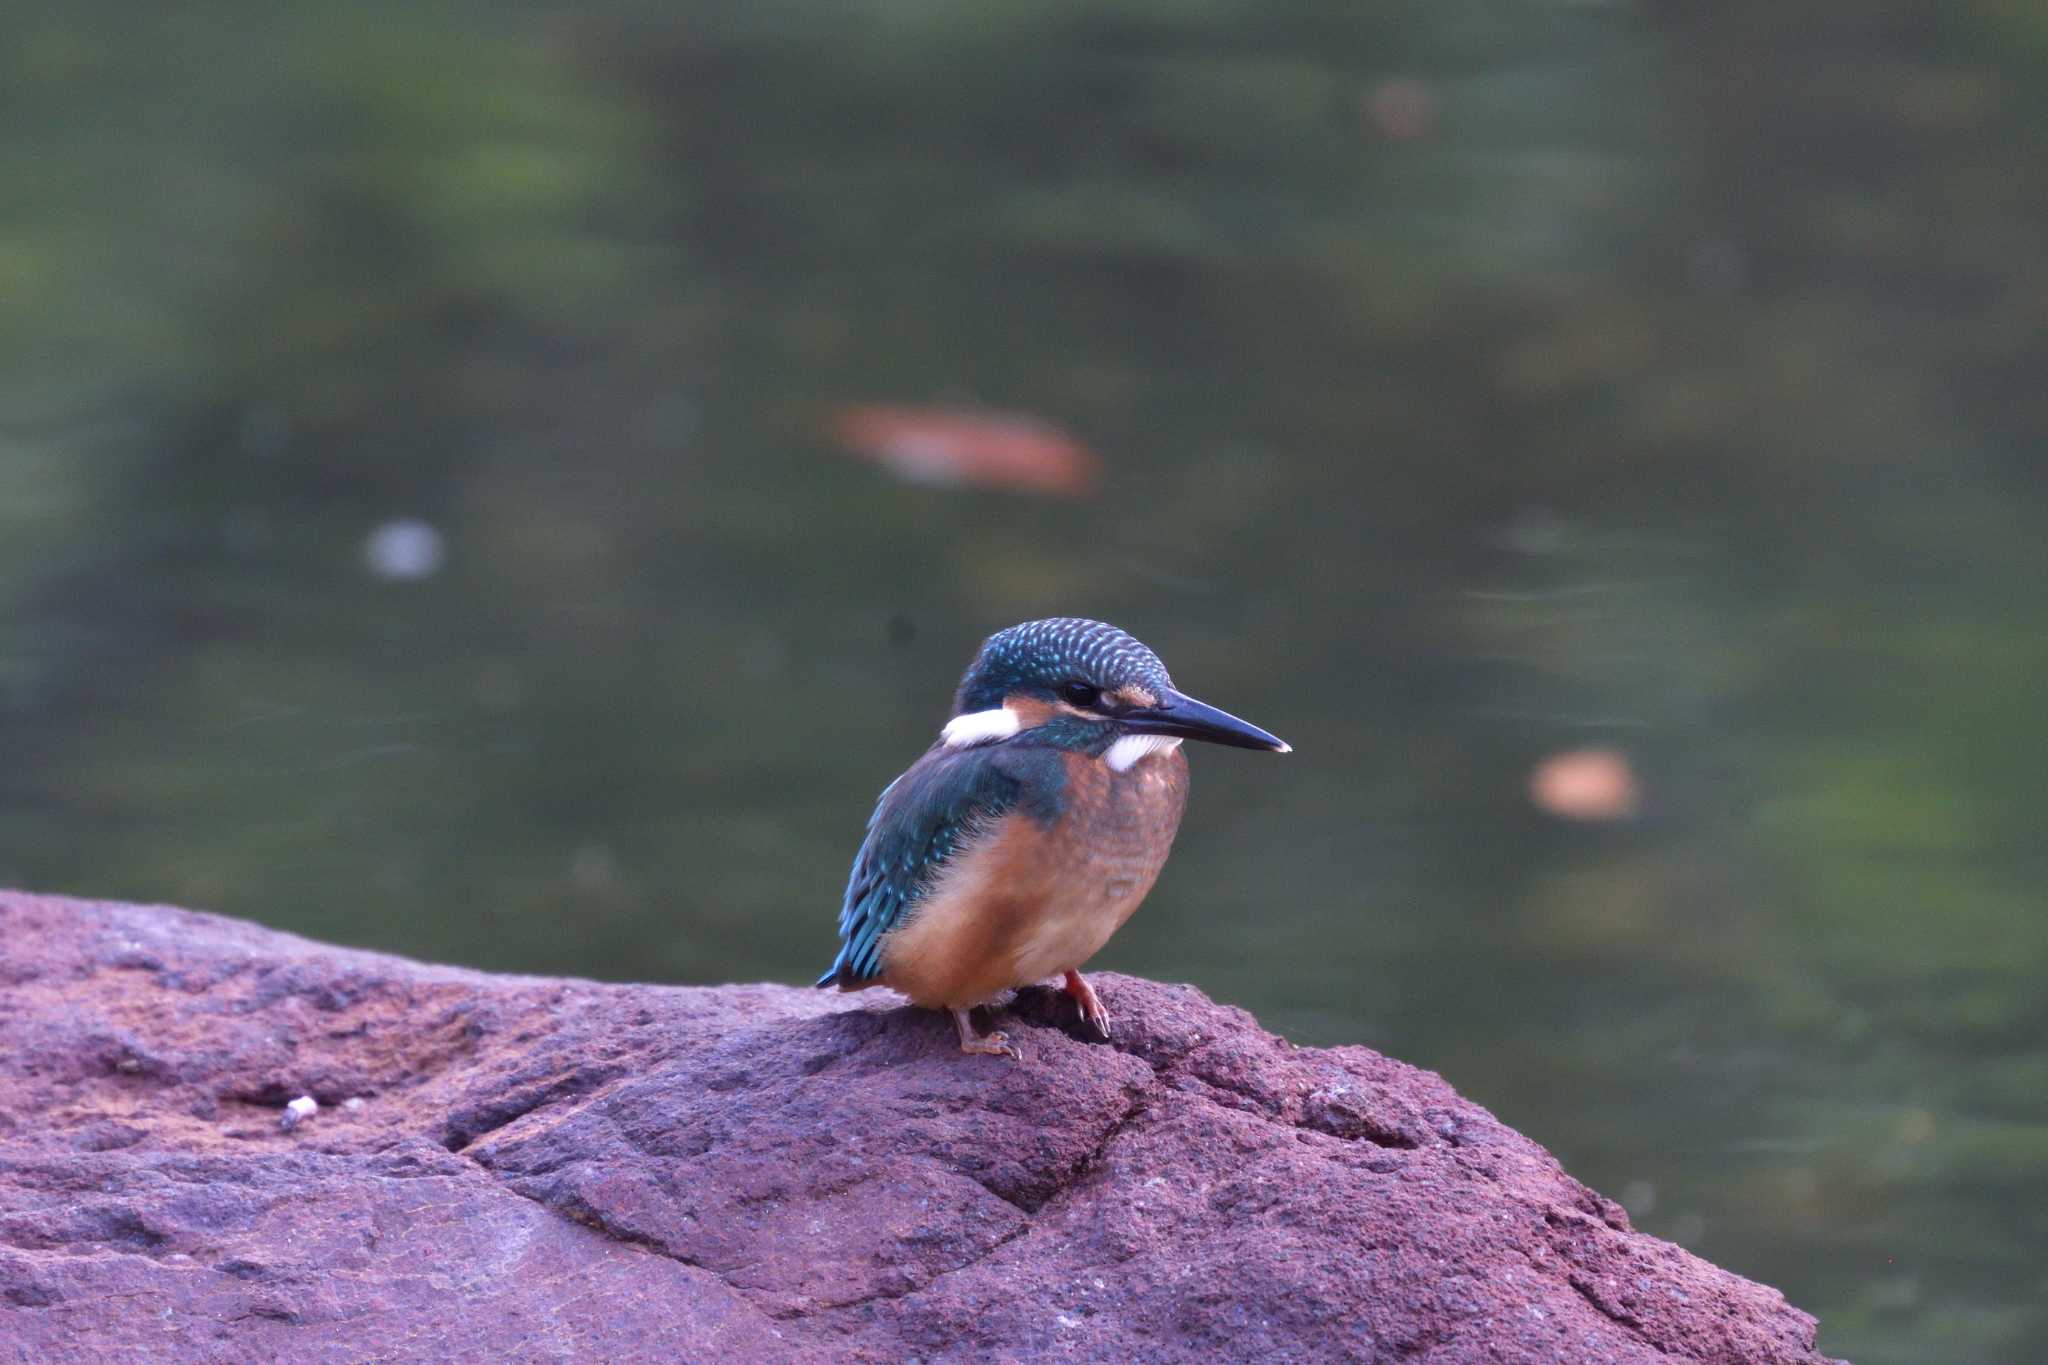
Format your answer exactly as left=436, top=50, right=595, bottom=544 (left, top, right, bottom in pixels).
left=5, top=3, right=2046, bottom=1359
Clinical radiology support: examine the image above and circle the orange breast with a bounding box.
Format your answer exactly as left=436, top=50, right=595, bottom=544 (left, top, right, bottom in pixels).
left=878, top=746, right=1189, bottom=1009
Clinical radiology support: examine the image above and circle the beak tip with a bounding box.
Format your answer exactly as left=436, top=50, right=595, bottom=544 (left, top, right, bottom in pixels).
left=1272, top=740, right=1292, bottom=754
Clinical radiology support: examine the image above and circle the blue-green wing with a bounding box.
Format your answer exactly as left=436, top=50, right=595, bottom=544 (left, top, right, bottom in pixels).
left=816, top=745, right=1026, bottom=989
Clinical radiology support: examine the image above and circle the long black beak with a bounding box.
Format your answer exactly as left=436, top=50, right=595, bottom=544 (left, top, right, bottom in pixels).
left=1121, top=687, right=1290, bottom=753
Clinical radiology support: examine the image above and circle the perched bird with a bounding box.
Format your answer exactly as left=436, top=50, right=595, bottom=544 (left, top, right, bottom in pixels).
left=817, top=618, right=1289, bottom=1058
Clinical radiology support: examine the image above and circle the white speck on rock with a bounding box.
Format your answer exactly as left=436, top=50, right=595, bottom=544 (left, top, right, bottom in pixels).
left=281, top=1095, right=319, bottom=1131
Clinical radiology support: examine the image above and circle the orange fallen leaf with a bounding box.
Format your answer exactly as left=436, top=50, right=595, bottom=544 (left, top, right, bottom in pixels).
left=827, top=405, right=1102, bottom=497
left=1528, top=748, right=1640, bottom=822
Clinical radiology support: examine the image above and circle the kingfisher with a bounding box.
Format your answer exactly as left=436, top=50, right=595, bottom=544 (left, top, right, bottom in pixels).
left=816, top=617, right=1289, bottom=1058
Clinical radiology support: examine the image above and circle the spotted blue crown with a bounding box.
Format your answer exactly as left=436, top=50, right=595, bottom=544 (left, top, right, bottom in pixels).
left=953, top=617, right=1175, bottom=714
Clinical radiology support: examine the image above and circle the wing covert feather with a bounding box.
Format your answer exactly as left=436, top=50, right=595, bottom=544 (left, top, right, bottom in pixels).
left=818, top=745, right=1027, bottom=987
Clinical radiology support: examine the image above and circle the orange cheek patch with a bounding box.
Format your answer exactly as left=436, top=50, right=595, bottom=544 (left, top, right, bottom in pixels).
left=1110, top=684, right=1158, bottom=710
left=1003, top=695, right=1062, bottom=729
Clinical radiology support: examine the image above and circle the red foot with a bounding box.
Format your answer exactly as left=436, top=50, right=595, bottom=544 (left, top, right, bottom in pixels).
left=1063, top=971, right=1112, bottom=1038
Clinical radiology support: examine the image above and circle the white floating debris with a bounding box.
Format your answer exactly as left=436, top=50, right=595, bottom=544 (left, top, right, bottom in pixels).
left=280, top=1095, right=320, bottom=1131
left=362, top=518, right=446, bottom=581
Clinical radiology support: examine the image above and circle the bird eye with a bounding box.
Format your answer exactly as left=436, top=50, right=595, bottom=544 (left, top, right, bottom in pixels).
left=1061, top=680, right=1101, bottom=708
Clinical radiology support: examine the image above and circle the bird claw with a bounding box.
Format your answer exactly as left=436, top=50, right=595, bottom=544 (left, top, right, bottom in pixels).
left=1063, top=971, right=1112, bottom=1039
left=960, top=1029, right=1023, bottom=1061
left=952, top=1009, right=1023, bottom=1060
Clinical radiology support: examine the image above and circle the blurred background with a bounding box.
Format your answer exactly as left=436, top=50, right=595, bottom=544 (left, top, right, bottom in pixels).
left=3, top=2, right=2044, bottom=1359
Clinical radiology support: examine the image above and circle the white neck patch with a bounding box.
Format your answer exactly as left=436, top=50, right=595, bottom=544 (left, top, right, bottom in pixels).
left=1104, top=733, right=1182, bottom=772
left=940, top=706, right=1022, bottom=748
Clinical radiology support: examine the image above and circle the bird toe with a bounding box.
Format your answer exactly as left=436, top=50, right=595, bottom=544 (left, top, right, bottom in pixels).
left=963, top=1029, right=1022, bottom=1061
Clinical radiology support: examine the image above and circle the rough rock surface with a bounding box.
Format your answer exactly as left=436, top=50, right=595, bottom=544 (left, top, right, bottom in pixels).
left=0, top=891, right=1840, bottom=1363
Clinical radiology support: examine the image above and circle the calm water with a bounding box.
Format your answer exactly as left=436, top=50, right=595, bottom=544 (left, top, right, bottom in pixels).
left=5, top=4, right=2046, bottom=1360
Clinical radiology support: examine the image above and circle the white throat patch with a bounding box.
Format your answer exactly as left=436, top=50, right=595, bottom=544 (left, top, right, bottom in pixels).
left=940, top=706, right=1022, bottom=749
left=1104, top=733, right=1182, bottom=772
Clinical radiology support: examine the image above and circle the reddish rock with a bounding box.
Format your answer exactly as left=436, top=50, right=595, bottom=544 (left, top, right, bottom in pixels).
left=0, top=891, right=1838, bottom=1362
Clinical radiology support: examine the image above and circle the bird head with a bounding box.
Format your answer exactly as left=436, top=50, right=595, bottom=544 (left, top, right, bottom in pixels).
left=941, top=617, right=1289, bottom=758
